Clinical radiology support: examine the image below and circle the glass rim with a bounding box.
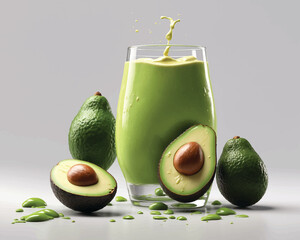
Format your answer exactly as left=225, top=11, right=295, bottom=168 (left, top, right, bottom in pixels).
left=128, top=44, right=206, bottom=51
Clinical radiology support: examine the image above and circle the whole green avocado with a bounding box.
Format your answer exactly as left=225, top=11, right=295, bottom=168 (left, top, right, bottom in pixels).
left=216, top=136, right=268, bottom=207
left=68, top=92, right=116, bottom=170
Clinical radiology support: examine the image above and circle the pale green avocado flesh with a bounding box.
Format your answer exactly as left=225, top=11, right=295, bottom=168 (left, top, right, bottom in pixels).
left=51, top=159, right=116, bottom=197
left=159, top=124, right=216, bottom=201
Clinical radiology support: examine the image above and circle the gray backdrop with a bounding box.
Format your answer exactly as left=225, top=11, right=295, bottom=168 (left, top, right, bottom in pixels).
left=1, top=0, right=298, bottom=172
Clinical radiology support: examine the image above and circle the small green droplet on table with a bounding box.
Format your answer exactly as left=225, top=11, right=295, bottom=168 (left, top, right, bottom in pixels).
left=154, top=188, right=165, bottom=196
left=123, top=215, right=134, bottom=220
left=149, top=202, right=168, bottom=210
left=177, top=216, right=187, bottom=221
left=16, top=209, right=24, bottom=212
left=62, top=217, right=71, bottom=220
left=211, top=200, right=222, bottom=205
left=20, top=209, right=59, bottom=222
left=216, top=207, right=236, bottom=216
left=153, top=216, right=167, bottom=220
left=137, top=211, right=143, bottom=214
left=164, top=209, right=174, bottom=214
left=11, top=220, right=26, bottom=224
left=235, top=214, right=249, bottom=218
left=115, top=196, right=127, bottom=202
left=150, top=211, right=161, bottom=215
left=22, top=198, right=47, bottom=208
left=59, top=213, right=64, bottom=217
left=169, top=216, right=176, bottom=219
left=110, top=219, right=116, bottom=222
left=201, top=214, right=222, bottom=221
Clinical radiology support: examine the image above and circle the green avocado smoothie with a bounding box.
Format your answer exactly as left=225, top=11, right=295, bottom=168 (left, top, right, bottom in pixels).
left=116, top=56, right=216, bottom=184
left=116, top=15, right=216, bottom=195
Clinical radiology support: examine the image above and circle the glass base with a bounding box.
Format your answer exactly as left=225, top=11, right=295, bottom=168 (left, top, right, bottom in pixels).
left=127, top=183, right=210, bottom=209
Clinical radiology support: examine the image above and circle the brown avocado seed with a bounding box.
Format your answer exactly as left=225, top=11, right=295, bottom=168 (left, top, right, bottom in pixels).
left=173, top=142, right=204, bottom=176
left=67, top=164, right=99, bottom=186
left=233, top=136, right=240, bottom=139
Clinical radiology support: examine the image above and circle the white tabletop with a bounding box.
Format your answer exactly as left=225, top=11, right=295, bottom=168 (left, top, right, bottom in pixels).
left=1, top=162, right=299, bottom=240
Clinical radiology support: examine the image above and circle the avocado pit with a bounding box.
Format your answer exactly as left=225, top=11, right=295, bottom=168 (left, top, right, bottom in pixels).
left=51, top=159, right=117, bottom=212
left=158, top=124, right=217, bottom=203
left=173, top=142, right=204, bottom=175
left=67, top=164, right=98, bottom=186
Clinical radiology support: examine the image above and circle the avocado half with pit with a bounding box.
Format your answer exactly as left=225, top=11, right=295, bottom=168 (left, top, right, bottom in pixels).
left=50, top=159, right=117, bottom=212
left=158, top=124, right=216, bottom=202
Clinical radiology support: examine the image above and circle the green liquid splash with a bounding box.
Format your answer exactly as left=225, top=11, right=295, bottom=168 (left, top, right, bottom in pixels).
left=149, top=202, right=168, bottom=210
left=216, top=207, right=236, bottom=216
left=22, top=198, right=47, bottom=208
left=161, top=16, right=180, bottom=56
left=201, top=214, right=222, bottom=221
left=20, top=209, right=59, bottom=222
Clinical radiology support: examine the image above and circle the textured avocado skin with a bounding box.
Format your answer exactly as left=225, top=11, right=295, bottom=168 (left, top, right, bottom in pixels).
left=159, top=172, right=215, bottom=203
left=68, top=94, right=116, bottom=170
left=216, top=137, right=268, bottom=207
left=50, top=176, right=117, bottom=213
left=158, top=124, right=217, bottom=203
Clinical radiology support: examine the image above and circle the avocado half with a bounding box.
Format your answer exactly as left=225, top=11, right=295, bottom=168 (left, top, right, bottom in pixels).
left=50, top=159, right=117, bottom=212
left=158, top=124, right=216, bottom=202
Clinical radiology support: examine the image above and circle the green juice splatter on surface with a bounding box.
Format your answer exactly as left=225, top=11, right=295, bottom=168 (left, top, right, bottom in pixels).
left=123, top=215, right=134, bottom=220
left=149, top=202, right=168, bottom=210
left=164, top=209, right=174, bottom=214
left=211, top=200, right=222, bottom=205
left=11, top=220, right=26, bottom=224
left=153, top=216, right=168, bottom=220
left=20, top=209, right=59, bottom=222
left=201, top=214, right=222, bottom=221
left=155, top=188, right=165, bottom=196
left=236, top=214, right=249, bottom=218
left=150, top=211, right=161, bottom=215
left=216, top=207, right=236, bottom=216
left=22, top=198, right=47, bottom=208
left=115, top=196, right=127, bottom=202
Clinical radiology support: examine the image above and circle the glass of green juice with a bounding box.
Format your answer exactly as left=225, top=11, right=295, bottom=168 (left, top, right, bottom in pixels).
left=116, top=45, right=216, bottom=208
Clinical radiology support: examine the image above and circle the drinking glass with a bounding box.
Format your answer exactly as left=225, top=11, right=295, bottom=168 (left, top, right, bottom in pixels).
left=116, top=45, right=216, bottom=208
